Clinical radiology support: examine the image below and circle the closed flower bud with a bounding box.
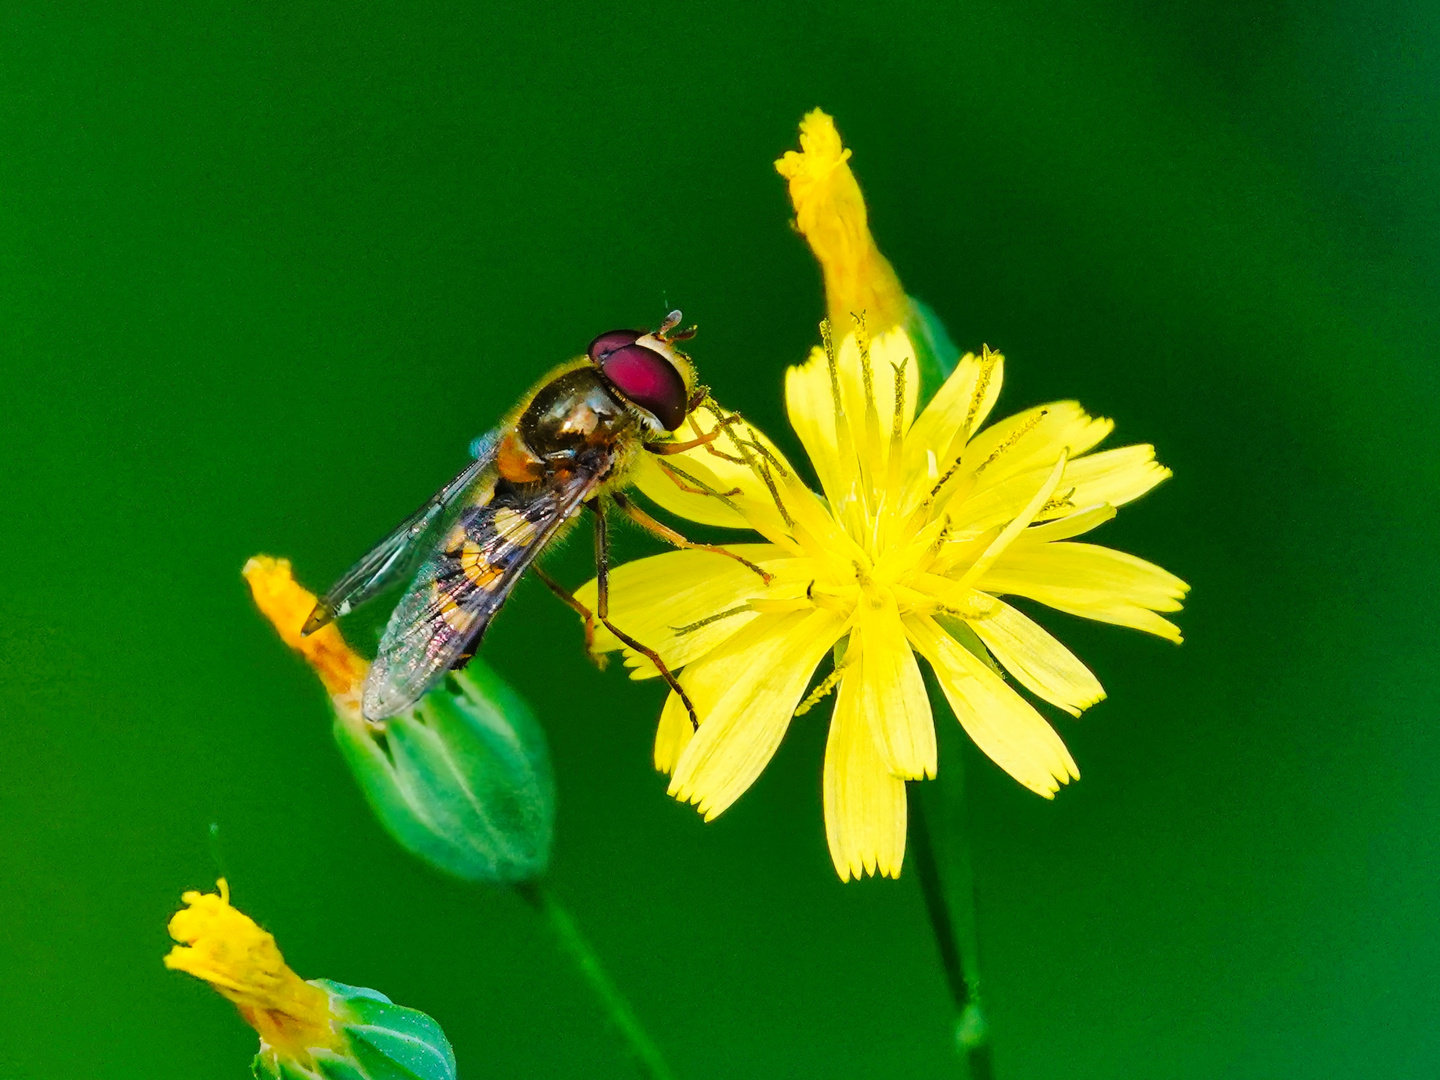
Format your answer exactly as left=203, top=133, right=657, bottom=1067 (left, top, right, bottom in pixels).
left=165, top=880, right=457, bottom=1080
left=244, top=556, right=555, bottom=884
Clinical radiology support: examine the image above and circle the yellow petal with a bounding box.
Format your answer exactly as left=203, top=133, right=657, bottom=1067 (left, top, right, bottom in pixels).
left=852, top=594, right=936, bottom=779
left=574, top=544, right=794, bottom=674
left=775, top=109, right=908, bottom=335
left=1060, top=444, right=1172, bottom=510
left=787, top=329, right=922, bottom=529
left=631, top=402, right=842, bottom=556
left=946, top=451, right=1069, bottom=587
left=242, top=556, right=368, bottom=697
left=631, top=450, right=753, bottom=530
left=978, top=541, right=1189, bottom=642
left=902, top=348, right=1005, bottom=501
left=654, top=691, right=695, bottom=774
left=963, top=402, right=1114, bottom=491
left=668, top=608, right=847, bottom=820
left=967, top=599, right=1106, bottom=716
left=785, top=344, right=857, bottom=514
left=951, top=440, right=1169, bottom=533
left=907, top=614, right=1079, bottom=797
left=1019, top=504, right=1117, bottom=543
left=823, top=667, right=908, bottom=882
left=630, top=402, right=781, bottom=532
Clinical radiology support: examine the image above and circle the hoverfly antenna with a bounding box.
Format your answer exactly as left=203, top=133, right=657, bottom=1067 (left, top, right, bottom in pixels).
left=658, top=309, right=697, bottom=342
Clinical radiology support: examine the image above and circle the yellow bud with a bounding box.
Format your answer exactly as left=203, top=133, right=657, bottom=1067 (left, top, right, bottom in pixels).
left=243, top=556, right=368, bottom=697
left=776, top=109, right=908, bottom=336
left=164, top=880, right=342, bottom=1065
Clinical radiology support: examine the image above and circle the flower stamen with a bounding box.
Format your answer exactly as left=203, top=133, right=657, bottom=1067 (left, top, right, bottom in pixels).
left=795, top=661, right=850, bottom=717
left=939, top=344, right=1002, bottom=467
left=975, top=409, right=1051, bottom=477
left=671, top=605, right=752, bottom=636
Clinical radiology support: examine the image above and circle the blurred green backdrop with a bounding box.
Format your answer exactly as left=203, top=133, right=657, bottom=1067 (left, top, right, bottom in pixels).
left=3, top=1, right=1437, bottom=1077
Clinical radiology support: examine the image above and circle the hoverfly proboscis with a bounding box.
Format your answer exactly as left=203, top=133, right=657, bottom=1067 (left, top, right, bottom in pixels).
left=301, top=311, right=766, bottom=725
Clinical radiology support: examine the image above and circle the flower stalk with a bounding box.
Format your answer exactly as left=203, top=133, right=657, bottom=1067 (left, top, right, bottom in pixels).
left=517, top=881, right=677, bottom=1080
left=911, top=773, right=993, bottom=1079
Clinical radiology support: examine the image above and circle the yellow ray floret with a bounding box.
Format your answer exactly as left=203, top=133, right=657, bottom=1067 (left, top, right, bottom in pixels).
left=165, top=880, right=342, bottom=1064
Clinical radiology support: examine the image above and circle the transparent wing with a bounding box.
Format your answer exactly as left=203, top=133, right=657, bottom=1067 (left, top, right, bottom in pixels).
left=302, top=432, right=500, bottom=635
left=360, top=464, right=606, bottom=720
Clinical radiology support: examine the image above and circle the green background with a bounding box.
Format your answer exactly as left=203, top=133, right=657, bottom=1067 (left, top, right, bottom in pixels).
left=3, top=1, right=1436, bottom=1077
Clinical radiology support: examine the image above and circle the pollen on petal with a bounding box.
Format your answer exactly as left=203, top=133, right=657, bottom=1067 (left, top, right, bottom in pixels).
left=775, top=109, right=908, bottom=336
left=243, top=556, right=368, bottom=697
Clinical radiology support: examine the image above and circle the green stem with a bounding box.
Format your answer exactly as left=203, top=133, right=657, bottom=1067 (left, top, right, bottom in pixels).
left=911, top=773, right=993, bottom=1079
left=517, top=880, right=676, bottom=1080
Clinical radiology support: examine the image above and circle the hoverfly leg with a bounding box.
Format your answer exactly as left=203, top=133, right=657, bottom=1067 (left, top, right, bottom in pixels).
left=612, top=492, right=771, bottom=584
left=532, top=564, right=607, bottom=670
left=647, top=427, right=722, bottom=455
left=654, top=459, right=742, bottom=500
left=589, top=499, right=700, bottom=731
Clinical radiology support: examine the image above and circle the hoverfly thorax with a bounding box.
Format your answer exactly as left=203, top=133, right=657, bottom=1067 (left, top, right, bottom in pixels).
left=516, top=368, right=637, bottom=466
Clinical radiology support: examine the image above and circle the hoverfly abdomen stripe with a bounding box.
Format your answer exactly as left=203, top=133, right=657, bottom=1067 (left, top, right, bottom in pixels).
left=458, top=541, right=505, bottom=590
left=431, top=581, right=471, bottom=632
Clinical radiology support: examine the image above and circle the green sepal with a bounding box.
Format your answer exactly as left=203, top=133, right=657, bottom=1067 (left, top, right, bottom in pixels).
left=934, top=614, right=1005, bottom=677
left=250, top=981, right=456, bottom=1080
left=329, top=981, right=458, bottom=1080
left=333, top=661, right=555, bottom=883
left=906, top=296, right=961, bottom=405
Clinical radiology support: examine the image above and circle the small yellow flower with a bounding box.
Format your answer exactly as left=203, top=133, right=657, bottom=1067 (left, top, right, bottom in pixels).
left=580, top=110, right=1187, bottom=882
left=164, top=880, right=342, bottom=1065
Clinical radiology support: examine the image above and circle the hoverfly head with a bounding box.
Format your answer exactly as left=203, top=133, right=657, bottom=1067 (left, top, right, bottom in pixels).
left=588, top=311, right=698, bottom=432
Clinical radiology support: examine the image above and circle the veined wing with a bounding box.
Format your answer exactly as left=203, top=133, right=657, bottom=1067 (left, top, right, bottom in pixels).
left=360, top=464, right=605, bottom=720
left=303, top=432, right=500, bottom=635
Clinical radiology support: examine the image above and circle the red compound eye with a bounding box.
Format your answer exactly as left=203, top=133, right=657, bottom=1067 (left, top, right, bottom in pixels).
left=598, top=342, right=688, bottom=431
left=587, top=329, right=641, bottom=364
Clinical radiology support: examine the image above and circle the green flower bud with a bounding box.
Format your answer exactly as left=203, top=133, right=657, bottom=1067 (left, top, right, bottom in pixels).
left=254, top=982, right=458, bottom=1080
left=244, top=557, right=555, bottom=885
left=333, top=664, right=555, bottom=884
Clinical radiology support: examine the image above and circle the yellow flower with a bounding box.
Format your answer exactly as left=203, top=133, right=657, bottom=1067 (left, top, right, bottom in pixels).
left=579, top=110, right=1187, bottom=882
left=164, top=879, right=343, bottom=1065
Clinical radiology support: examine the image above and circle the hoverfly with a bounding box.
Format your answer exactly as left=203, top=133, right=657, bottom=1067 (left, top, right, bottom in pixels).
left=302, top=311, right=761, bottom=724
